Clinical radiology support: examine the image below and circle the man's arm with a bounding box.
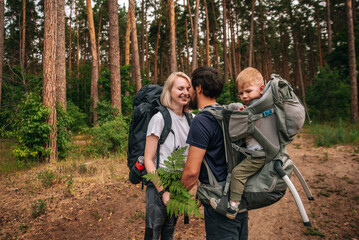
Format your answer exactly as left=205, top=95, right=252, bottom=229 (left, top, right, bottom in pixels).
left=181, top=145, right=206, bottom=190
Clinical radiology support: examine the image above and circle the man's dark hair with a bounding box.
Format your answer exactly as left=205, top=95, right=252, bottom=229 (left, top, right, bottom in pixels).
left=191, top=67, right=223, bottom=99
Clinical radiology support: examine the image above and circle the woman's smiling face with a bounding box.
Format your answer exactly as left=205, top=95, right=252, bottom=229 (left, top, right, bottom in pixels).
left=170, top=76, right=190, bottom=108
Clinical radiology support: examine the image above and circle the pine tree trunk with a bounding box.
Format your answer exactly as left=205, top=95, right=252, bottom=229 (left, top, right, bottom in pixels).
left=76, top=2, right=80, bottom=75
left=248, top=0, right=255, bottom=67
left=288, top=3, right=306, bottom=107
left=259, top=1, right=269, bottom=80
left=21, top=0, right=26, bottom=70
left=187, top=0, right=194, bottom=34
left=140, top=0, right=145, bottom=70
left=204, top=0, right=210, bottom=66
left=43, top=0, right=57, bottom=162
left=326, top=0, right=332, bottom=54
left=222, top=0, right=228, bottom=82
left=316, top=6, right=324, bottom=67
left=229, top=7, right=237, bottom=77
left=97, top=5, right=103, bottom=72
left=129, top=0, right=141, bottom=92
left=185, top=18, right=190, bottom=75
left=108, top=0, right=122, bottom=113
left=0, top=0, right=4, bottom=108
left=154, top=13, right=161, bottom=84
left=125, top=10, right=131, bottom=65
left=86, top=0, right=99, bottom=123
left=191, top=0, right=200, bottom=73
left=57, top=0, right=66, bottom=110
left=346, top=0, right=358, bottom=122
left=68, top=0, right=73, bottom=77
left=169, top=0, right=178, bottom=73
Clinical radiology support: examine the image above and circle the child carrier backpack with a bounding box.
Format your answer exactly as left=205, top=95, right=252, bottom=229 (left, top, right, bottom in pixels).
left=127, top=84, right=192, bottom=185
left=196, top=74, right=314, bottom=226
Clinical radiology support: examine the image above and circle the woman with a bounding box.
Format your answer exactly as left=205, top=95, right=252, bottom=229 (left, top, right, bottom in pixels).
left=144, top=72, right=192, bottom=240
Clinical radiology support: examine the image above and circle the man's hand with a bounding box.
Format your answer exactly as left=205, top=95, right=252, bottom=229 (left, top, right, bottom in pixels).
left=162, top=191, right=170, bottom=206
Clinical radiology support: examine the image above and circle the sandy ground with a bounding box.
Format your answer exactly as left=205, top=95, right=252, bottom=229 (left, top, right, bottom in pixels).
left=0, top=132, right=358, bottom=239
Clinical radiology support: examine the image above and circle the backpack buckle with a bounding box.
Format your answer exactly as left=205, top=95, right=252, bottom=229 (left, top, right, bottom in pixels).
left=262, top=109, right=273, bottom=117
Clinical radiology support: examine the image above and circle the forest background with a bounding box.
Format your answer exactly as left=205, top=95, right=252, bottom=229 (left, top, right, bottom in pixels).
left=0, top=0, right=358, bottom=239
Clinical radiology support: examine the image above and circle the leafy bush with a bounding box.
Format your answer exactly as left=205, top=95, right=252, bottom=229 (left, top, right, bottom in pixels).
left=37, top=169, right=56, bottom=188
left=66, top=101, right=88, bottom=132
left=88, top=114, right=129, bottom=156
left=12, top=93, right=51, bottom=162
left=306, top=65, right=350, bottom=121
left=309, top=120, right=359, bottom=147
left=143, top=146, right=201, bottom=218
left=31, top=199, right=47, bottom=218
left=56, top=104, right=74, bottom=159
left=217, top=81, right=239, bottom=105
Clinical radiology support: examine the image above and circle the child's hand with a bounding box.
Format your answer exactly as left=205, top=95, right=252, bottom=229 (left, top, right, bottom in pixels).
left=238, top=105, right=246, bottom=111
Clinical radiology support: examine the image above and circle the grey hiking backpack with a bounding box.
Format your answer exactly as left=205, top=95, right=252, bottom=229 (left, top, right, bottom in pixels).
left=196, top=74, right=314, bottom=225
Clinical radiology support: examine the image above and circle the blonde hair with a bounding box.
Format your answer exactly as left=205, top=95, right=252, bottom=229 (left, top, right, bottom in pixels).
left=161, top=72, right=191, bottom=111
left=236, top=67, right=264, bottom=90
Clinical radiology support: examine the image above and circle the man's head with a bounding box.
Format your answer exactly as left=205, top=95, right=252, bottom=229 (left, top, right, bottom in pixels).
left=189, top=67, right=223, bottom=109
left=235, top=67, right=265, bottom=105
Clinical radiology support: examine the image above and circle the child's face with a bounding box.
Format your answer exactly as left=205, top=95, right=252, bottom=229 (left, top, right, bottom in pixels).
left=238, top=83, right=265, bottom=105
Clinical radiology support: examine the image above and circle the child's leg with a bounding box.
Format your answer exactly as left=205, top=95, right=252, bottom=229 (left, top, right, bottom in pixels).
left=230, top=157, right=266, bottom=202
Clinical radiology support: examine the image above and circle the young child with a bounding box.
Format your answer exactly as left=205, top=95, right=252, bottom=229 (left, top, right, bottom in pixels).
left=210, top=67, right=266, bottom=219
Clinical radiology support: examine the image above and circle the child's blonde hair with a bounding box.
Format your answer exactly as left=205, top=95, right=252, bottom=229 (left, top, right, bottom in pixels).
left=236, top=67, right=264, bottom=90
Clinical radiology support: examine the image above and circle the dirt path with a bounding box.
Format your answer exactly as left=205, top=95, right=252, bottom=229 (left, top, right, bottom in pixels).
left=0, top=132, right=358, bottom=239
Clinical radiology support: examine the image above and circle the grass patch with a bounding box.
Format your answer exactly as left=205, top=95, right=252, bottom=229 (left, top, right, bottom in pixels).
left=309, top=121, right=359, bottom=147
left=0, top=139, right=30, bottom=175
left=37, top=170, right=56, bottom=188
left=31, top=199, right=47, bottom=218
left=304, top=227, right=325, bottom=237
left=128, top=211, right=145, bottom=222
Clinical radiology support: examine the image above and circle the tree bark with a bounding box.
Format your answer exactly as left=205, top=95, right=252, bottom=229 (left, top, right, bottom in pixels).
left=346, top=0, right=358, bottom=122
left=129, top=0, right=141, bottom=92
left=204, top=0, right=210, bottom=66
left=288, top=2, right=306, bottom=107
left=108, top=0, right=122, bottom=113
left=169, top=0, right=178, bottom=73
left=154, top=16, right=162, bottom=84
left=86, top=0, right=99, bottom=123
left=316, top=6, right=324, bottom=67
left=185, top=18, right=190, bottom=75
left=68, top=0, right=73, bottom=77
left=57, top=0, right=66, bottom=110
left=140, top=0, right=145, bottom=70
left=248, top=0, right=255, bottom=67
left=76, top=2, right=80, bottom=75
left=326, top=0, right=332, bottom=54
left=222, top=0, right=228, bottom=82
left=125, top=10, right=131, bottom=65
left=186, top=0, right=194, bottom=34
left=21, top=0, right=26, bottom=70
left=0, top=0, right=4, bottom=107
left=259, top=1, right=269, bottom=80
left=43, top=0, right=57, bottom=162
left=191, top=0, right=200, bottom=73
left=229, top=6, right=237, bottom=77
left=97, top=5, right=103, bottom=72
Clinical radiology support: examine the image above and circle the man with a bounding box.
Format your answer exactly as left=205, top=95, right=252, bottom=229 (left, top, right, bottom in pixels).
left=181, top=67, right=248, bottom=239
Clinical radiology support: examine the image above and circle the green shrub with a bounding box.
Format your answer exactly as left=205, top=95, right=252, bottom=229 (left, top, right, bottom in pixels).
left=12, top=93, right=51, bottom=162
left=56, top=104, right=73, bottom=159
left=217, top=81, right=239, bottom=105
left=306, top=65, right=350, bottom=121
left=31, top=199, right=47, bottom=218
left=66, top=101, right=88, bottom=132
left=309, top=120, right=359, bottom=147
left=89, top=115, right=129, bottom=156
left=37, top=169, right=56, bottom=188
